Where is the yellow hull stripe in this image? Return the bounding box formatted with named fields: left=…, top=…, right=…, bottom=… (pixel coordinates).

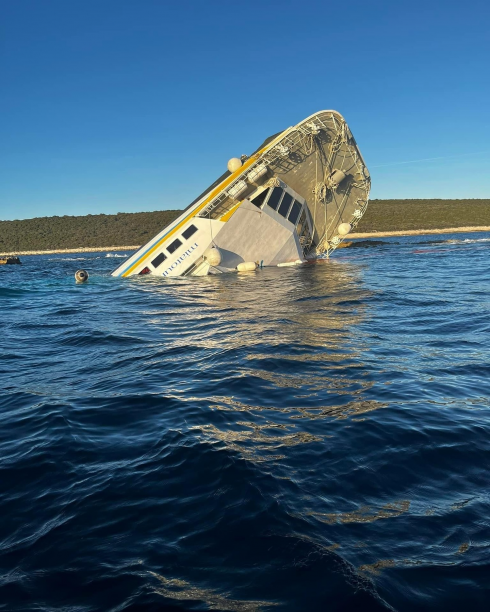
left=122, top=156, right=257, bottom=276
left=121, top=131, right=288, bottom=277
left=219, top=201, right=242, bottom=223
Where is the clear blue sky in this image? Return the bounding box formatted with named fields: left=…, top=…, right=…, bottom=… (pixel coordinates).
left=1, top=0, right=489, bottom=221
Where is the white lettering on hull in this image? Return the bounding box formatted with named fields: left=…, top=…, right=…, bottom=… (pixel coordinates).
left=162, top=243, right=199, bottom=276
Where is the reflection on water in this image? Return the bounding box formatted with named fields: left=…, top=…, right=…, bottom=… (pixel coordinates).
left=311, top=500, right=411, bottom=525
left=151, top=572, right=277, bottom=611
left=1, top=234, right=490, bottom=611
left=292, top=399, right=388, bottom=420
left=192, top=423, right=322, bottom=463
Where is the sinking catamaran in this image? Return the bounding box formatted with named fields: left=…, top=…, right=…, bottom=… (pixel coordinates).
left=111, top=110, right=370, bottom=278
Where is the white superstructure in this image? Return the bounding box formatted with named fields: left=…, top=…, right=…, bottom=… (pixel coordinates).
left=112, top=110, right=370, bottom=278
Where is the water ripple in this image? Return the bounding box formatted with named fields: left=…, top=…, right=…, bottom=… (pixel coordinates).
left=1, top=234, right=490, bottom=610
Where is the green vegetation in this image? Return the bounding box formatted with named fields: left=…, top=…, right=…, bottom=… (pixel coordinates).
left=1, top=200, right=489, bottom=252
left=355, top=199, right=490, bottom=233
left=0, top=210, right=181, bottom=252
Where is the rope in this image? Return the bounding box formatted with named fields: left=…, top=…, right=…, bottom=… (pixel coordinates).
left=313, top=182, right=327, bottom=202
left=304, top=133, right=315, bottom=155
left=209, top=214, right=215, bottom=246
left=313, top=147, right=319, bottom=244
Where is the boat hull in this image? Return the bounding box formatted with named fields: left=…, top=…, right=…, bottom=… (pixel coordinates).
left=111, top=110, right=370, bottom=278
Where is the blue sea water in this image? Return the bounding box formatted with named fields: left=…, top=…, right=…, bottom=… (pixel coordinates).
left=1, top=232, right=490, bottom=611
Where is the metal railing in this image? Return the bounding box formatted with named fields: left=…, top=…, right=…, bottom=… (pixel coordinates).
left=197, top=112, right=338, bottom=219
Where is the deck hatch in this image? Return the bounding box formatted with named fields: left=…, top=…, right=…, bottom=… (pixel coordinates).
left=182, top=224, right=197, bottom=240
left=278, top=193, right=293, bottom=218
left=167, top=239, right=183, bottom=254
left=151, top=253, right=167, bottom=268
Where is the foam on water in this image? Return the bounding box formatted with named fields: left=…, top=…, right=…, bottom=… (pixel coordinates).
left=1, top=234, right=490, bottom=611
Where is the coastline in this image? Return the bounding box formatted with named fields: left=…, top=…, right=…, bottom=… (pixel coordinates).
left=2, top=226, right=490, bottom=257
left=0, top=246, right=139, bottom=257
left=349, top=226, right=490, bottom=238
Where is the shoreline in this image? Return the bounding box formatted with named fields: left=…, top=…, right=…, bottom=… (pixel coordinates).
left=1, top=226, right=490, bottom=257
left=0, top=246, right=140, bottom=257
left=349, top=226, right=490, bottom=238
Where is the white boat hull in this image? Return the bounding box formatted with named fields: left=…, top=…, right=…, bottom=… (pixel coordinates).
left=111, top=110, right=370, bottom=278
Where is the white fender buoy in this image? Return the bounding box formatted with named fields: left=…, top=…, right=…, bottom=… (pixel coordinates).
left=338, top=223, right=352, bottom=236
left=236, top=261, right=258, bottom=272
left=203, top=246, right=222, bottom=267
left=227, top=158, right=242, bottom=173
left=75, top=269, right=89, bottom=283
left=328, top=169, right=346, bottom=186
left=277, top=260, right=306, bottom=267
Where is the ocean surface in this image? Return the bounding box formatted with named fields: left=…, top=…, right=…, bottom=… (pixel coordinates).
left=1, top=232, right=490, bottom=611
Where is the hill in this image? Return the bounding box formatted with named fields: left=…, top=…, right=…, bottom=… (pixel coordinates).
left=1, top=200, right=489, bottom=253
left=0, top=210, right=180, bottom=253
left=355, top=199, right=490, bottom=233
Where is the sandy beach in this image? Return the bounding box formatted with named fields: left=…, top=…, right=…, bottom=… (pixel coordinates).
left=2, top=226, right=490, bottom=257
left=0, top=246, right=140, bottom=257
left=348, top=226, right=490, bottom=239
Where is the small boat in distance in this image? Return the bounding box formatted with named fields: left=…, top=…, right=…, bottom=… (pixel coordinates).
left=111, top=110, right=370, bottom=278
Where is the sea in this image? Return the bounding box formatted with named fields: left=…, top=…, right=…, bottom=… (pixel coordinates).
left=1, top=232, right=490, bottom=611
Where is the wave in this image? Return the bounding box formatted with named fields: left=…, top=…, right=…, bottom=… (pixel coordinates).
left=1, top=234, right=490, bottom=611
left=46, top=256, right=88, bottom=261
left=424, top=237, right=490, bottom=246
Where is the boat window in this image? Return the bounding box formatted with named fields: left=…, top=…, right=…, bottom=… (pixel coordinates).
left=151, top=253, right=167, bottom=268
left=250, top=188, right=269, bottom=208
left=182, top=224, right=197, bottom=240
left=167, top=238, right=182, bottom=254
left=288, top=201, right=302, bottom=225
left=266, top=187, right=283, bottom=211
left=296, top=211, right=306, bottom=236
left=139, top=266, right=151, bottom=275
left=278, top=192, right=293, bottom=218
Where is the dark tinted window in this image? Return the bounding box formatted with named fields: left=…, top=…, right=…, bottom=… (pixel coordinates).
left=296, top=211, right=306, bottom=236
left=182, top=224, right=197, bottom=240
left=151, top=253, right=167, bottom=268
left=251, top=189, right=269, bottom=208
left=167, top=238, right=182, bottom=254
left=288, top=201, right=302, bottom=225
left=278, top=193, right=293, bottom=217
left=267, top=187, right=283, bottom=210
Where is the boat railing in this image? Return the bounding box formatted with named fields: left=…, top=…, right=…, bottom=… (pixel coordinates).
left=197, top=112, right=336, bottom=219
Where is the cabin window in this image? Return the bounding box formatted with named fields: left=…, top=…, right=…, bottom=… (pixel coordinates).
left=288, top=201, right=302, bottom=225
left=267, top=187, right=283, bottom=210
left=139, top=266, right=151, bottom=275
left=167, top=238, right=182, bottom=254
left=250, top=188, right=269, bottom=208
left=151, top=253, right=167, bottom=268
left=182, top=224, right=197, bottom=240
left=278, top=193, right=293, bottom=218
left=296, top=211, right=306, bottom=236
